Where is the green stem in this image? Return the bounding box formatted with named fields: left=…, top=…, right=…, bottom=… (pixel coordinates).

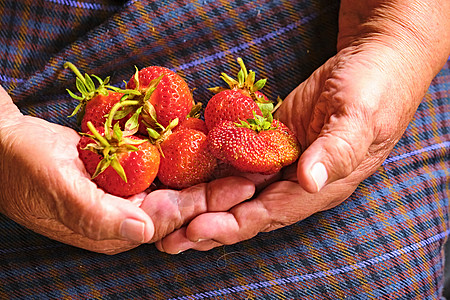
left=237, top=57, right=248, bottom=78
left=271, top=97, right=283, bottom=114
left=64, top=62, right=86, bottom=85
left=87, top=121, right=110, bottom=147
left=107, top=100, right=140, bottom=128
left=104, top=100, right=140, bottom=137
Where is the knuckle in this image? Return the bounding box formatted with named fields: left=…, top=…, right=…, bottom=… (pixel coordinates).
left=326, top=134, right=361, bottom=179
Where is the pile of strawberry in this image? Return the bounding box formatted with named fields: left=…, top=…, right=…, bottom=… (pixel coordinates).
left=65, top=58, right=300, bottom=197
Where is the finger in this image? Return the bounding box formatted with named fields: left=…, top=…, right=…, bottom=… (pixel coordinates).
left=185, top=200, right=271, bottom=245
left=204, top=176, right=255, bottom=211
left=155, top=228, right=194, bottom=253
left=159, top=179, right=354, bottom=253
left=297, top=112, right=374, bottom=193
left=127, top=192, right=148, bottom=207
left=182, top=181, right=326, bottom=248
left=155, top=227, right=221, bottom=254
left=58, top=177, right=155, bottom=244
left=211, top=162, right=281, bottom=192
left=141, top=176, right=255, bottom=242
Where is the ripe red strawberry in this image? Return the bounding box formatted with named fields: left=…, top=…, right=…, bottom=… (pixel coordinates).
left=157, top=128, right=217, bottom=189
left=78, top=122, right=160, bottom=197
left=64, top=62, right=120, bottom=126
left=80, top=91, right=124, bottom=132
left=174, top=117, right=208, bottom=134
left=207, top=116, right=300, bottom=174
left=204, top=89, right=263, bottom=131
left=126, top=66, right=193, bottom=129
left=204, top=58, right=274, bottom=131
left=174, top=102, right=208, bottom=134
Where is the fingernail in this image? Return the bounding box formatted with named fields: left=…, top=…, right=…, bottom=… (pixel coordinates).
left=310, top=162, right=327, bottom=192
left=120, top=218, right=145, bottom=243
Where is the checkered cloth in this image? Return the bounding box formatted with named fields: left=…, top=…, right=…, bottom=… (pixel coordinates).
left=1, top=0, right=449, bottom=299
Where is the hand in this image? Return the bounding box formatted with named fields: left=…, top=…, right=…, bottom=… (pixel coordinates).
left=155, top=0, right=450, bottom=253
left=0, top=86, right=256, bottom=254
left=0, top=86, right=154, bottom=254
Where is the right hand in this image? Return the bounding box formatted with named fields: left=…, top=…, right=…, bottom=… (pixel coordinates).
left=154, top=0, right=450, bottom=254
left=0, top=86, right=256, bottom=254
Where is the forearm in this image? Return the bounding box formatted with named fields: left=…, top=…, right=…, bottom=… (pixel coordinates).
left=338, top=0, right=450, bottom=81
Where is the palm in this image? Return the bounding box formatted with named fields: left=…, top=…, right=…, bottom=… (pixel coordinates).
left=0, top=115, right=145, bottom=253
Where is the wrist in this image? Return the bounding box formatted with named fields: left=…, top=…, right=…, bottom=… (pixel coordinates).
left=337, top=0, right=450, bottom=110
left=338, top=0, right=450, bottom=78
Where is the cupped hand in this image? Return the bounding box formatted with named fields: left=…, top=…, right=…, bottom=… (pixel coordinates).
left=0, top=87, right=256, bottom=254
left=156, top=0, right=450, bottom=253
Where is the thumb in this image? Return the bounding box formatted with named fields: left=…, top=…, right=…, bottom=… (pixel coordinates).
left=58, top=179, right=155, bottom=244
left=297, top=113, right=374, bottom=193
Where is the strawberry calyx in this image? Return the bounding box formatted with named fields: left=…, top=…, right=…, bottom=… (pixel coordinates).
left=209, top=57, right=268, bottom=102
left=64, top=62, right=117, bottom=121
left=82, top=120, right=145, bottom=182
left=147, top=118, right=179, bottom=157
left=104, top=98, right=142, bottom=136
left=91, top=68, right=165, bottom=133
left=127, top=67, right=164, bottom=103
left=111, top=68, right=164, bottom=131
left=187, top=101, right=203, bottom=119
left=208, top=58, right=285, bottom=118
left=235, top=111, right=277, bottom=133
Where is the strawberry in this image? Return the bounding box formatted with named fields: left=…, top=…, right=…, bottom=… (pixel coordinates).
left=204, top=89, right=263, bottom=131
left=126, top=66, right=193, bottom=130
left=78, top=120, right=160, bottom=197
left=64, top=62, right=119, bottom=125
left=80, top=91, right=124, bottom=133
left=204, top=57, right=276, bottom=131
left=173, top=102, right=208, bottom=134
left=174, top=117, right=208, bottom=135
left=207, top=115, right=300, bottom=174
left=157, top=128, right=217, bottom=189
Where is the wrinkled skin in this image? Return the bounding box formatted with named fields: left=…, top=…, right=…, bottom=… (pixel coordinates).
left=156, top=0, right=450, bottom=253
left=0, top=87, right=255, bottom=254
left=1, top=0, right=449, bottom=255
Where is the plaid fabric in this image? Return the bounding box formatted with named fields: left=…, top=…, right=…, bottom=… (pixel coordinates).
left=1, top=0, right=449, bottom=299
